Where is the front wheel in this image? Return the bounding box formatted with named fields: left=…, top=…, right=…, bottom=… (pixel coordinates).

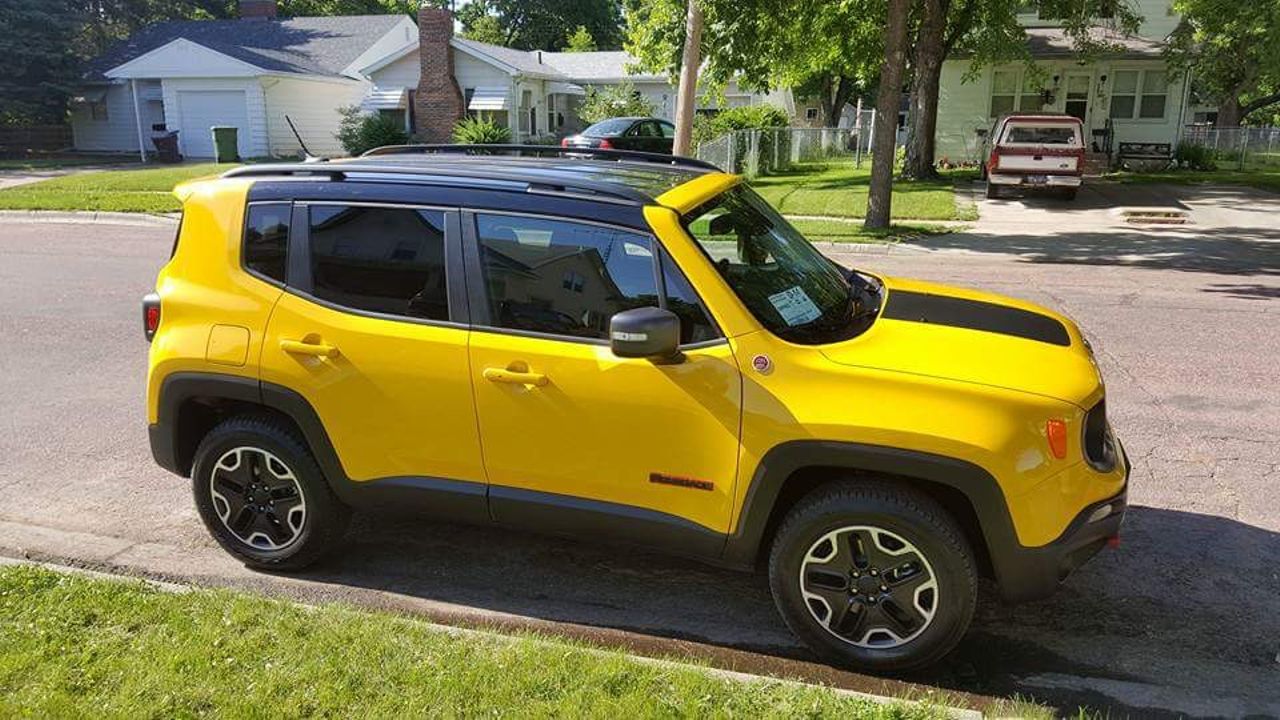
left=767, top=482, right=977, bottom=672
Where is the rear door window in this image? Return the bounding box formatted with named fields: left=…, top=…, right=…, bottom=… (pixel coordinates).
left=307, top=205, right=450, bottom=321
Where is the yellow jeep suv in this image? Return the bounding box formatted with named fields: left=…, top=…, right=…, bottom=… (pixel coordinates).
left=145, top=146, right=1127, bottom=671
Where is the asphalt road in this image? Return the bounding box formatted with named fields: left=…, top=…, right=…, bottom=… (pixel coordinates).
left=1, top=186, right=1278, bottom=717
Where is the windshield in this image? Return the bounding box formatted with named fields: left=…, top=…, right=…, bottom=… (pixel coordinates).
left=683, top=186, right=876, bottom=344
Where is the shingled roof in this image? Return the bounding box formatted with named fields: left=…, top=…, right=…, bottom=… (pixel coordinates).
left=84, top=15, right=405, bottom=81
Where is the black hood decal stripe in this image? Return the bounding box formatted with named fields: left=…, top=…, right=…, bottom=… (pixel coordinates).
left=882, top=290, right=1071, bottom=346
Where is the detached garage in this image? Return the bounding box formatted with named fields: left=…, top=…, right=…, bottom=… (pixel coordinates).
left=70, top=10, right=417, bottom=158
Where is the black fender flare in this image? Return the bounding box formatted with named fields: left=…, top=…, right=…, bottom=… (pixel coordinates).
left=150, top=372, right=489, bottom=522
left=721, top=440, right=1039, bottom=598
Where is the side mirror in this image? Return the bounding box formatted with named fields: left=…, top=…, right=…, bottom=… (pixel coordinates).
left=609, top=307, right=683, bottom=364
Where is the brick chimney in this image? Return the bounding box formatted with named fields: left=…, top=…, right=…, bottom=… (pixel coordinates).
left=414, top=6, right=465, bottom=142
left=239, top=0, right=277, bottom=20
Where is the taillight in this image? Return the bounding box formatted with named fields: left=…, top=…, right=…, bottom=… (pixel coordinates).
left=1046, top=418, right=1068, bottom=459
left=143, top=292, right=161, bottom=342
left=598, top=138, right=613, bottom=149
left=988, top=150, right=999, bottom=172
left=561, top=137, right=570, bottom=147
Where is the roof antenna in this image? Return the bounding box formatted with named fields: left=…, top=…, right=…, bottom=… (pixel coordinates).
left=285, top=115, right=325, bottom=163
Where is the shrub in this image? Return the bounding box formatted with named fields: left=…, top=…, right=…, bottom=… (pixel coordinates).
left=693, top=104, right=791, bottom=174
left=335, top=106, right=409, bottom=157
left=451, top=117, right=512, bottom=144
left=578, top=82, right=656, bottom=125
left=1175, top=141, right=1217, bottom=171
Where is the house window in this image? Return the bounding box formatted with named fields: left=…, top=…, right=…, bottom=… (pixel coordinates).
left=1109, top=70, right=1168, bottom=120
left=805, top=107, right=819, bottom=121
left=1020, top=74, right=1043, bottom=113
left=990, top=70, right=1018, bottom=117
left=378, top=108, right=406, bottom=130
left=1139, top=71, right=1168, bottom=119
left=463, top=88, right=476, bottom=119
left=90, top=101, right=109, bottom=121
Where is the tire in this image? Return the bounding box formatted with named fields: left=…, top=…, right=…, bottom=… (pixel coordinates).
left=191, top=415, right=350, bottom=571
left=767, top=481, right=977, bottom=672
left=1058, top=187, right=1079, bottom=201
left=984, top=182, right=1000, bottom=199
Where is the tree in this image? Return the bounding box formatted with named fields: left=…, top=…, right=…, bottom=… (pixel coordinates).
left=0, top=0, right=81, bottom=125
left=624, top=0, right=885, bottom=128
left=563, top=25, right=597, bottom=52
left=577, top=82, right=656, bottom=124
left=457, top=0, right=623, bottom=51
left=672, top=0, right=703, bottom=156
left=902, top=0, right=1143, bottom=179
left=1167, top=0, right=1280, bottom=126
left=865, top=0, right=912, bottom=231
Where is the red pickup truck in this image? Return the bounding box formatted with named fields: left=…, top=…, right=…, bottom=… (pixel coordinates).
left=982, top=114, right=1085, bottom=200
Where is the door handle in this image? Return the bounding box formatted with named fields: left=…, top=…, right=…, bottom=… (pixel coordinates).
left=483, top=367, right=547, bottom=387
left=280, top=338, right=340, bottom=358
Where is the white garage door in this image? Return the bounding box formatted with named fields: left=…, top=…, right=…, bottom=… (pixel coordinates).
left=177, top=90, right=248, bottom=158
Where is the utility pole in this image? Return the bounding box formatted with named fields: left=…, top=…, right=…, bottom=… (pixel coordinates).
left=672, top=0, right=703, bottom=157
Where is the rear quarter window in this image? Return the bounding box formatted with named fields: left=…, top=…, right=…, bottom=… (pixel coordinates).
left=243, top=203, right=290, bottom=284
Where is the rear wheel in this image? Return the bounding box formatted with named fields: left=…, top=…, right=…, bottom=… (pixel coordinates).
left=984, top=182, right=1001, bottom=199
left=1058, top=187, right=1079, bottom=201
left=191, top=416, right=349, bottom=570
left=767, top=481, right=977, bottom=672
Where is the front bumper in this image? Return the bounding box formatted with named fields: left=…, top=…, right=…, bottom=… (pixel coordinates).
left=988, top=172, right=1082, bottom=188
left=994, top=445, right=1129, bottom=602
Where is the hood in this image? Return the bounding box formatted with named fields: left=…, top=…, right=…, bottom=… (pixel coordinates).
left=821, top=276, right=1102, bottom=407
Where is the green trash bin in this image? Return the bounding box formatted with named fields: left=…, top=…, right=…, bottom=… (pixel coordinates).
left=211, top=126, right=239, bottom=163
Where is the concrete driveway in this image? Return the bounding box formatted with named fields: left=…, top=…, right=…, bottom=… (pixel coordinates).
left=1, top=187, right=1278, bottom=716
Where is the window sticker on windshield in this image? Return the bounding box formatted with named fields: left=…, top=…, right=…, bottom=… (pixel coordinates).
left=768, top=286, right=823, bottom=326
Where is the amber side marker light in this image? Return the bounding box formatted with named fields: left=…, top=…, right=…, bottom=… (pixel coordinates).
left=1046, top=419, right=1068, bottom=459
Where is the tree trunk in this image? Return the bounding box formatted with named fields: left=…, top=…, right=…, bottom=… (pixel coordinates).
left=672, top=0, right=704, bottom=156
left=902, top=0, right=946, bottom=180
left=1216, top=95, right=1242, bottom=128
left=824, top=77, right=855, bottom=127
left=864, top=0, right=912, bottom=231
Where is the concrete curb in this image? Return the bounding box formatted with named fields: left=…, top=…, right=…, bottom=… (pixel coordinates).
left=0, top=210, right=178, bottom=227
left=0, top=553, right=981, bottom=719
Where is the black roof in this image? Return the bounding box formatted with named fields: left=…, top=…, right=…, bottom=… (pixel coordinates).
left=83, top=15, right=404, bottom=81
left=224, top=147, right=719, bottom=205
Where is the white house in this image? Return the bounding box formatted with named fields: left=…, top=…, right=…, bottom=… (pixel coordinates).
left=71, top=1, right=416, bottom=158
left=72, top=1, right=784, bottom=158
left=935, top=0, right=1194, bottom=163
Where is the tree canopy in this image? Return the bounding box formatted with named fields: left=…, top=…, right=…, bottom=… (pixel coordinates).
left=1166, top=0, right=1280, bottom=125
left=563, top=25, right=598, bottom=52
left=457, top=0, right=623, bottom=51
left=0, top=0, right=81, bottom=125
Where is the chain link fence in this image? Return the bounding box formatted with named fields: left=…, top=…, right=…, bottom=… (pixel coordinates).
left=1180, top=126, right=1280, bottom=171
left=694, top=116, right=884, bottom=178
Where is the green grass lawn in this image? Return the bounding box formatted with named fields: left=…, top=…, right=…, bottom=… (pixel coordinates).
left=0, top=565, right=946, bottom=719
left=1105, top=167, right=1280, bottom=193
left=751, top=162, right=976, bottom=221
left=0, top=163, right=232, bottom=213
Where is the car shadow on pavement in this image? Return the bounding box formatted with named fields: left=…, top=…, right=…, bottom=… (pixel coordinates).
left=922, top=227, right=1280, bottom=276
left=287, top=503, right=1280, bottom=713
